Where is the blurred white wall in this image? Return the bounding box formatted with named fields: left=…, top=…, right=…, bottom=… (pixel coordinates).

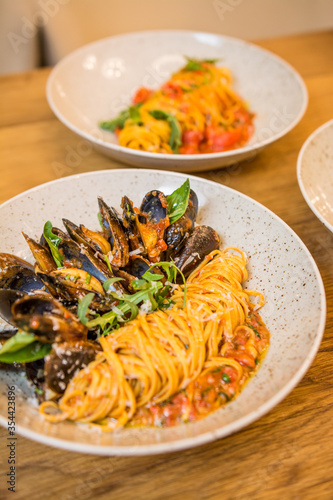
left=1, top=0, right=333, bottom=74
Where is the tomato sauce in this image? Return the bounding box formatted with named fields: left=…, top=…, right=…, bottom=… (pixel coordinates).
left=131, top=309, right=270, bottom=428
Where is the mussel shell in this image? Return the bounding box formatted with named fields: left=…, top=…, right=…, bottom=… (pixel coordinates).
left=62, top=219, right=110, bottom=256
left=139, top=190, right=168, bottom=224
left=0, top=289, right=24, bottom=325
left=0, top=327, right=18, bottom=341
left=0, top=253, right=34, bottom=272
left=11, top=294, right=87, bottom=343
left=125, top=255, right=151, bottom=279
left=58, top=239, right=111, bottom=283
left=25, top=359, right=45, bottom=401
left=0, top=265, right=46, bottom=294
left=121, top=196, right=144, bottom=253
left=98, top=197, right=129, bottom=268
left=173, top=225, right=220, bottom=277
left=165, top=189, right=199, bottom=259
left=22, top=233, right=56, bottom=273
left=44, top=341, right=100, bottom=394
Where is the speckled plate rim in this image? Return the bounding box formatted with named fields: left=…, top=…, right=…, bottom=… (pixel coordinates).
left=46, top=30, right=308, bottom=164
left=297, top=119, right=333, bottom=234
left=0, top=169, right=326, bottom=455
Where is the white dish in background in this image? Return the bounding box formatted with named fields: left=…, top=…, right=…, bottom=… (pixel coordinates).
left=0, top=170, right=325, bottom=455
left=297, top=119, right=333, bottom=233
left=47, top=30, right=308, bottom=172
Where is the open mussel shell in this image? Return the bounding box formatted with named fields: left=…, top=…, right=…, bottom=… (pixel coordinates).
left=25, top=359, right=45, bottom=401
left=58, top=238, right=112, bottom=284
left=121, top=196, right=145, bottom=253
left=98, top=197, right=129, bottom=268
left=139, top=190, right=168, bottom=224
left=11, top=294, right=87, bottom=343
left=173, top=225, right=220, bottom=277
left=0, top=289, right=24, bottom=325
left=0, top=253, right=34, bottom=272
left=62, top=219, right=111, bottom=257
left=0, top=265, right=47, bottom=294
left=22, top=233, right=57, bottom=273
left=45, top=341, right=100, bottom=394
left=125, top=255, right=151, bottom=279
left=165, top=189, right=199, bottom=259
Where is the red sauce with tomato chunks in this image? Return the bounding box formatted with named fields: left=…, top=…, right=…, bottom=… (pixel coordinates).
left=179, top=108, right=254, bottom=155
left=132, top=87, right=154, bottom=105
left=131, top=309, right=269, bottom=428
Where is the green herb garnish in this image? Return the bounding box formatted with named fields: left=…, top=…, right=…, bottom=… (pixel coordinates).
left=247, top=323, right=261, bottom=338
left=103, top=277, right=124, bottom=292
left=0, top=341, right=51, bottom=363
left=99, top=104, right=142, bottom=132
left=43, top=221, right=63, bottom=267
left=97, top=212, right=103, bottom=229
left=218, top=391, right=230, bottom=402
left=77, top=293, right=95, bottom=326
left=183, top=57, right=219, bottom=72
left=222, top=373, right=231, bottom=383
left=85, top=261, right=186, bottom=333
left=166, top=179, right=190, bottom=224
left=148, top=110, right=182, bottom=153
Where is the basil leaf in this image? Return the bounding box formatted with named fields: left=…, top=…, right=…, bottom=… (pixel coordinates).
left=99, top=109, right=129, bottom=132
left=43, top=221, right=63, bottom=267
left=77, top=293, right=95, bottom=325
left=148, top=110, right=182, bottom=153
left=0, top=332, right=36, bottom=355
left=103, top=277, right=124, bottom=292
left=129, top=105, right=142, bottom=124
left=99, top=104, right=142, bottom=132
left=166, top=179, right=190, bottom=224
left=0, top=342, right=51, bottom=363
left=149, top=109, right=169, bottom=120
left=184, top=57, right=219, bottom=72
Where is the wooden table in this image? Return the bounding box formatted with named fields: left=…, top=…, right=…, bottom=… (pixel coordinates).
left=0, top=30, right=333, bottom=500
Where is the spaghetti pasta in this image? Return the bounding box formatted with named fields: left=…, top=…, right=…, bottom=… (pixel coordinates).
left=100, top=59, right=255, bottom=155
left=40, top=248, right=270, bottom=430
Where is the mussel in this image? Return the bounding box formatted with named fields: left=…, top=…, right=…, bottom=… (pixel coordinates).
left=62, top=219, right=111, bottom=257
left=98, top=197, right=129, bottom=268
left=0, top=253, right=34, bottom=272
left=173, top=225, right=220, bottom=277
left=0, top=265, right=47, bottom=294
left=25, top=359, right=45, bottom=400
left=44, top=340, right=100, bottom=394
left=165, top=189, right=198, bottom=259
left=58, top=238, right=112, bottom=284
left=121, top=196, right=145, bottom=253
left=10, top=294, right=87, bottom=343
left=23, top=233, right=57, bottom=273
left=37, top=270, right=119, bottom=313
left=137, top=190, right=169, bottom=262
left=0, top=289, right=25, bottom=325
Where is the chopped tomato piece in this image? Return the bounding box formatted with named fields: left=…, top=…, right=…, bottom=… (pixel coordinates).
left=132, top=87, right=153, bottom=105
left=161, top=82, right=184, bottom=99
left=201, top=126, right=242, bottom=153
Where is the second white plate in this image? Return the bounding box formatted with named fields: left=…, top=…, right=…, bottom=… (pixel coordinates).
left=47, top=30, right=308, bottom=171
left=297, top=119, right=333, bottom=233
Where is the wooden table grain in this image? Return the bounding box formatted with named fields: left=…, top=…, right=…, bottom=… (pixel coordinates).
left=0, top=30, right=333, bottom=500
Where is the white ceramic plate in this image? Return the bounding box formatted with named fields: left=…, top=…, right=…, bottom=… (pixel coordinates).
left=297, top=119, right=333, bottom=233
left=47, top=30, right=308, bottom=172
left=0, top=170, right=325, bottom=455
